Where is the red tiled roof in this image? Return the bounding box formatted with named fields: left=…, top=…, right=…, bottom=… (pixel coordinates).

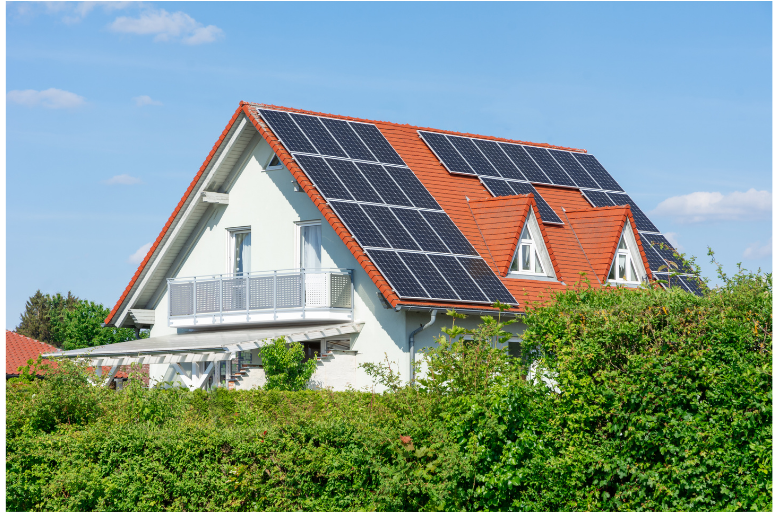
left=107, top=102, right=654, bottom=322
left=6, top=331, right=60, bottom=376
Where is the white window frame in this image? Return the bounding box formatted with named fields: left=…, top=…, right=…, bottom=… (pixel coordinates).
left=266, top=153, right=284, bottom=171
left=607, top=219, right=646, bottom=286
left=294, top=220, right=322, bottom=269
left=507, top=208, right=556, bottom=281
left=226, top=226, right=251, bottom=275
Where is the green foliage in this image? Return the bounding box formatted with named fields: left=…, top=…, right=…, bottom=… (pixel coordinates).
left=15, top=290, right=79, bottom=346
left=6, top=268, right=771, bottom=511
left=15, top=290, right=142, bottom=349
left=260, top=337, right=317, bottom=391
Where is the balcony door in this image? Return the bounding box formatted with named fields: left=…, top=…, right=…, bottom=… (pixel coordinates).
left=299, top=222, right=321, bottom=271
left=229, top=228, right=251, bottom=276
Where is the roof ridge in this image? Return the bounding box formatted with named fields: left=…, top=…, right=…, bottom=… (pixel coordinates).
left=243, top=101, right=587, bottom=153
left=468, top=193, right=534, bottom=205
left=565, top=204, right=631, bottom=215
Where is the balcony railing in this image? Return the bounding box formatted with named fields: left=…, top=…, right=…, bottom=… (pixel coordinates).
left=167, top=268, right=353, bottom=327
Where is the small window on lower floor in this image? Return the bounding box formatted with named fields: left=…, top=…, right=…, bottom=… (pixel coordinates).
left=508, top=340, right=522, bottom=359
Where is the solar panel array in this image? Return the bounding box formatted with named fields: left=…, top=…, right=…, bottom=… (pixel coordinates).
left=258, top=109, right=517, bottom=305
left=419, top=129, right=701, bottom=294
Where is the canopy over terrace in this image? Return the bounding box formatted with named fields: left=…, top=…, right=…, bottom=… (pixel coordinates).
left=42, top=322, right=364, bottom=388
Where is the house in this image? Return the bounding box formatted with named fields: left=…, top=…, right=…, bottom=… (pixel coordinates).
left=43, top=102, right=696, bottom=390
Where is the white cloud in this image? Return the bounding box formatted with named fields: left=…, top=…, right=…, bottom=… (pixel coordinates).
left=651, top=188, right=772, bottom=224
left=662, top=232, right=681, bottom=251
left=104, top=174, right=142, bottom=185
left=7, top=88, right=86, bottom=109
left=110, top=8, right=224, bottom=45
left=743, top=238, right=772, bottom=260
left=133, top=95, right=162, bottom=107
left=128, top=242, right=152, bottom=264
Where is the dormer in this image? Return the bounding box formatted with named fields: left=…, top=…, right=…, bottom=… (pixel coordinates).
left=507, top=208, right=557, bottom=281
left=606, top=219, right=647, bottom=286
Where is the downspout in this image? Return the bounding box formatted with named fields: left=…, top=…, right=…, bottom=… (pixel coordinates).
left=409, top=309, right=437, bottom=386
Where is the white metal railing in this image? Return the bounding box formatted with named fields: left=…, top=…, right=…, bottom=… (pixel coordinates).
left=167, top=268, right=353, bottom=322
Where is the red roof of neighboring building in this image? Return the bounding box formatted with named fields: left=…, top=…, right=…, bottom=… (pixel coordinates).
left=106, top=103, right=654, bottom=323
left=6, top=331, right=60, bottom=376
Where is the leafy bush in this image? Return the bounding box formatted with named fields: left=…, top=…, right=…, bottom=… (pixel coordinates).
left=6, top=267, right=771, bottom=511
left=260, top=337, right=317, bottom=391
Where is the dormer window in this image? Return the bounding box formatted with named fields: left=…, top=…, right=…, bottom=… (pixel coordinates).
left=508, top=208, right=556, bottom=281
left=510, top=226, right=545, bottom=275
left=608, top=233, right=640, bottom=284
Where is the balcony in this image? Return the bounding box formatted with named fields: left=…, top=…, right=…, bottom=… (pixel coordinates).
left=167, top=268, right=353, bottom=328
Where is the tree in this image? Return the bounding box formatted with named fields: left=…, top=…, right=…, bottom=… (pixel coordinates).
left=16, top=290, right=79, bottom=346
left=260, top=336, right=317, bottom=391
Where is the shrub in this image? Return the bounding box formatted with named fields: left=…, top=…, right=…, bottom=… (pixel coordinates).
left=260, top=336, right=317, bottom=391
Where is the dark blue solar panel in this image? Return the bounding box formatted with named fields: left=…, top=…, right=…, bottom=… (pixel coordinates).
left=362, top=205, right=420, bottom=251
left=294, top=155, right=354, bottom=201
left=329, top=201, right=389, bottom=248
left=581, top=189, right=614, bottom=207
left=524, top=146, right=576, bottom=187
left=355, top=163, right=412, bottom=207
left=290, top=113, right=347, bottom=158
left=350, top=123, right=405, bottom=166
left=550, top=150, right=600, bottom=189
left=325, top=158, right=383, bottom=204
left=319, top=117, right=377, bottom=162
left=641, top=234, right=689, bottom=272
left=367, top=250, right=428, bottom=299
left=640, top=236, right=669, bottom=274
left=418, top=131, right=475, bottom=175
left=447, top=135, right=499, bottom=177
left=499, top=143, right=552, bottom=184
left=259, top=109, right=318, bottom=154
left=428, top=255, right=488, bottom=303
left=398, top=252, right=459, bottom=300
left=421, top=211, right=478, bottom=256
left=607, top=193, right=659, bottom=233
left=678, top=276, right=703, bottom=295
left=392, top=208, right=450, bottom=253
left=572, top=153, right=623, bottom=192
left=507, top=182, right=563, bottom=224
left=480, top=177, right=516, bottom=197
left=458, top=256, right=517, bottom=304
left=474, top=139, right=527, bottom=180
left=384, top=166, right=442, bottom=210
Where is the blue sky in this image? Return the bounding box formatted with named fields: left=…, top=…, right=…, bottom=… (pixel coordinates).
left=6, top=1, right=772, bottom=328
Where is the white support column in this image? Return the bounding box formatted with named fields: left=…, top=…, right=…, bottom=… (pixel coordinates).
left=195, top=362, right=215, bottom=389
left=171, top=363, right=195, bottom=389
left=103, top=364, right=119, bottom=387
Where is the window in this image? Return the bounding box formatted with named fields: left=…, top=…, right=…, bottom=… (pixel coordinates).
left=229, top=228, right=251, bottom=275
left=298, top=222, right=321, bottom=270
left=266, top=154, right=283, bottom=170
left=608, top=234, right=640, bottom=283
left=510, top=225, right=546, bottom=275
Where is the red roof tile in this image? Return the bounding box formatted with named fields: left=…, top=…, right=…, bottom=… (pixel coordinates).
left=6, top=331, right=60, bottom=376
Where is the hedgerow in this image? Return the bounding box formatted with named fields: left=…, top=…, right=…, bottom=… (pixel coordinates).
left=6, top=268, right=771, bottom=511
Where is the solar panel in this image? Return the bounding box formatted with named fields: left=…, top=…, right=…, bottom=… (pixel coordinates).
left=421, top=211, right=479, bottom=256
left=507, top=182, right=563, bottom=224
left=446, top=135, right=499, bottom=177
left=366, top=249, right=428, bottom=299
left=398, top=252, right=459, bottom=300
left=350, top=122, right=405, bottom=166
left=384, top=166, right=442, bottom=210
left=325, top=158, right=383, bottom=204
left=428, top=255, right=488, bottom=303
left=294, top=154, right=354, bottom=200
left=474, top=139, right=527, bottom=181
left=259, top=109, right=318, bottom=154
left=641, top=233, right=690, bottom=272
left=572, top=153, right=623, bottom=192
left=290, top=113, right=347, bottom=158
left=354, top=162, right=412, bottom=207
left=499, top=143, right=553, bottom=184
left=329, top=201, right=390, bottom=248
left=606, top=193, right=659, bottom=232
left=550, top=150, right=600, bottom=189
left=361, top=205, right=420, bottom=251
left=458, top=256, right=518, bottom=304
left=581, top=189, right=614, bottom=207
left=319, top=117, right=377, bottom=162
left=418, top=131, right=475, bottom=175
left=392, top=208, right=450, bottom=253
left=524, top=146, right=576, bottom=187
left=678, top=276, right=703, bottom=295
left=639, top=236, right=670, bottom=273
left=480, top=177, right=516, bottom=197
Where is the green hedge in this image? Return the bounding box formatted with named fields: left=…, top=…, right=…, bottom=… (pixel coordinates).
left=7, top=270, right=771, bottom=511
